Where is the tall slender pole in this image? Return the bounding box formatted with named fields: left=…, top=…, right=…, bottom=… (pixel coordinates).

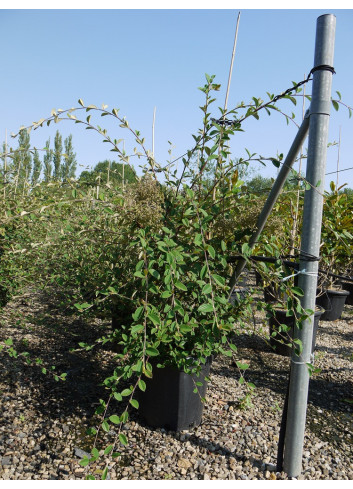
left=3, top=129, right=7, bottom=200
left=122, top=140, right=125, bottom=192
left=214, top=12, right=241, bottom=202
left=283, top=14, right=336, bottom=478
left=224, top=12, right=241, bottom=116
left=152, top=106, right=156, bottom=159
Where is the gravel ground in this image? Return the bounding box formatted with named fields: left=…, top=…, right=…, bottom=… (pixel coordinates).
left=0, top=286, right=352, bottom=480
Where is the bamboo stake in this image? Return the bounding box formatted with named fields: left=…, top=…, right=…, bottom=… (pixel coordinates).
left=122, top=140, right=125, bottom=192
left=213, top=11, right=241, bottom=201
left=224, top=12, right=241, bottom=117
left=152, top=106, right=156, bottom=159
left=3, top=129, right=7, bottom=200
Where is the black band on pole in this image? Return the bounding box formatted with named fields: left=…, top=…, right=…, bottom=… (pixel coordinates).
left=310, top=64, right=336, bottom=75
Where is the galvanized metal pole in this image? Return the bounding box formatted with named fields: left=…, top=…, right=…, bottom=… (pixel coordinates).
left=283, top=14, right=336, bottom=478
left=229, top=110, right=310, bottom=293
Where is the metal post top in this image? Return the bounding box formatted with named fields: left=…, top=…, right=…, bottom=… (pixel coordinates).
left=317, top=13, right=336, bottom=20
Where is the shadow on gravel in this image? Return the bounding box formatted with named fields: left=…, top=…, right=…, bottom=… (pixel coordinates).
left=0, top=289, right=122, bottom=420
left=210, top=332, right=352, bottom=417
left=316, top=327, right=353, bottom=346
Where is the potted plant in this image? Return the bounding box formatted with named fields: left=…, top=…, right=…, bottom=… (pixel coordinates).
left=316, top=182, right=352, bottom=320
left=11, top=72, right=324, bottom=478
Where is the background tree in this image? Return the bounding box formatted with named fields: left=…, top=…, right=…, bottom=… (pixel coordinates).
left=43, top=138, right=53, bottom=183
left=53, top=130, right=63, bottom=181
left=31, top=149, right=42, bottom=186
left=79, top=160, right=137, bottom=187
left=61, top=135, right=77, bottom=181
left=12, top=129, right=32, bottom=191
left=245, top=175, right=274, bottom=195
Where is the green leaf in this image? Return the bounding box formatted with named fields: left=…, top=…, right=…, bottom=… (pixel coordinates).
left=148, top=312, right=160, bottom=325
left=101, top=467, right=108, bottom=480
left=121, top=388, right=132, bottom=397
left=270, top=158, right=280, bottom=168
left=131, top=324, right=144, bottom=335
left=161, top=290, right=172, bottom=298
left=194, top=233, right=203, bottom=247
left=332, top=99, right=339, bottom=111
left=198, top=303, right=214, bottom=313
left=129, top=399, right=139, bottom=409
left=132, top=306, right=144, bottom=321
left=113, top=392, right=123, bottom=401
left=74, top=302, right=91, bottom=311
left=292, top=286, right=304, bottom=297
left=149, top=269, right=160, bottom=279
left=180, top=324, right=192, bottom=333
left=200, top=264, right=207, bottom=280
left=146, top=347, right=159, bottom=357
left=202, top=284, right=212, bottom=295
left=109, top=415, right=120, bottom=424
left=133, top=271, right=145, bottom=278
left=101, top=420, right=110, bottom=432
left=119, top=433, right=128, bottom=446
left=120, top=411, right=129, bottom=423
left=79, top=456, right=90, bottom=467
left=211, top=274, right=225, bottom=286
left=236, top=361, right=249, bottom=370
left=138, top=379, right=146, bottom=392
left=175, top=281, right=187, bottom=291
left=208, top=245, right=215, bottom=259
left=91, top=447, right=99, bottom=459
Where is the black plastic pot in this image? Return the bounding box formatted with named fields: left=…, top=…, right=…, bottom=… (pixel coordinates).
left=341, top=281, right=353, bottom=306
left=137, top=358, right=211, bottom=431
left=269, top=307, right=324, bottom=356
left=316, top=288, right=350, bottom=321
left=0, top=285, right=9, bottom=308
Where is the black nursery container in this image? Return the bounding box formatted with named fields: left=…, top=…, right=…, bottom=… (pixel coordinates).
left=138, top=358, right=211, bottom=431
left=316, top=288, right=350, bottom=321
left=341, top=281, right=353, bottom=306
left=269, top=307, right=324, bottom=356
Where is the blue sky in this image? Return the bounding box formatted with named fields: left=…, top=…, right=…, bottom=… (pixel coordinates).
left=1, top=6, right=352, bottom=189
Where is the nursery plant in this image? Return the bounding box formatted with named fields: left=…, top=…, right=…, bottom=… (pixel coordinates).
left=1, top=72, right=351, bottom=479
left=320, top=181, right=353, bottom=286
